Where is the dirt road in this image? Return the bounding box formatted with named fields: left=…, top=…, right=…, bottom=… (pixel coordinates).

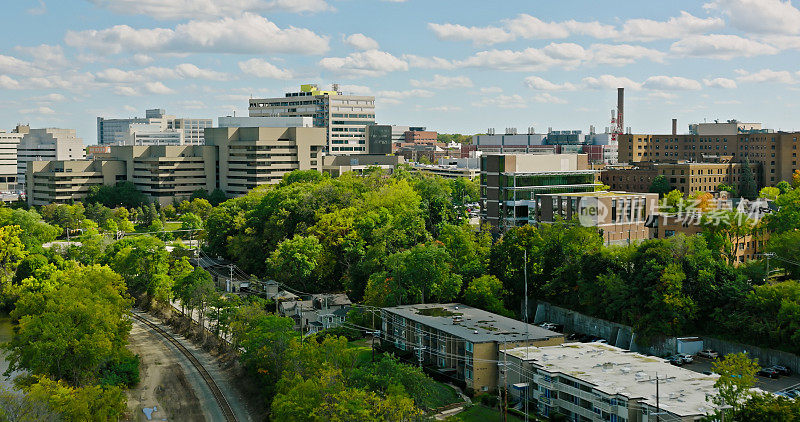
left=126, top=315, right=253, bottom=421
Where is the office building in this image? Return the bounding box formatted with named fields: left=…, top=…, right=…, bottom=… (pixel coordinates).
left=27, top=145, right=216, bottom=206
left=404, top=130, right=438, bottom=145
left=381, top=303, right=564, bottom=393
left=217, top=116, right=313, bottom=128
left=97, top=108, right=212, bottom=146
left=17, top=128, right=85, bottom=189
left=204, top=126, right=326, bottom=196
left=85, top=145, right=111, bottom=159
left=249, top=84, right=375, bottom=155
left=411, top=163, right=479, bottom=179
left=0, top=125, right=26, bottom=191
left=470, top=130, right=618, bottom=164
left=500, top=342, right=720, bottom=422
left=618, top=120, right=798, bottom=185
left=480, top=154, right=600, bottom=233
left=601, top=161, right=762, bottom=195
left=537, top=191, right=658, bottom=245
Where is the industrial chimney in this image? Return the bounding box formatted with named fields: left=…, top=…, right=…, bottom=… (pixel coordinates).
left=617, top=88, right=624, bottom=133
left=672, top=118, right=677, bottom=135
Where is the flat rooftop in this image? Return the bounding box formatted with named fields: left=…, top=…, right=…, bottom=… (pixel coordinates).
left=504, top=342, right=720, bottom=417
left=383, top=303, right=562, bottom=344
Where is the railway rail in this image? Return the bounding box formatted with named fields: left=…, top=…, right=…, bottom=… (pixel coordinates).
left=131, top=311, right=237, bottom=422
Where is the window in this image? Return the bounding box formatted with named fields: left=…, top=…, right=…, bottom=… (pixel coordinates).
left=465, top=341, right=473, bottom=353
left=465, top=368, right=472, bottom=380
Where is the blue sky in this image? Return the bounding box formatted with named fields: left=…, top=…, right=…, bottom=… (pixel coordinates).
left=3, top=0, right=800, bottom=143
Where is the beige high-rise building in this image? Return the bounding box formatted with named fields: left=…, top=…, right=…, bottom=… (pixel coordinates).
left=17, top=128, right=85, bottom=189
left=248, top=84, right=375, bottom=155
left=0, top=125, right=26, bottom=191
left=205, top=126, right=326, bottom=196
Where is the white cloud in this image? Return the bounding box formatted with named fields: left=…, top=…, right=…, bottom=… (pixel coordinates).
left=319, top=50, right=408, bottom=77
left=427, top=22, right=514, bottom=46
left=144, top=82, right=175, bottom=94
left=27, top=0, right=46, bottom=15
left=344, top=33, right=379, bottom=50
left=670, top=34, right=778, bottom=59
left=65, top=13, right=330, bottom=55
left=95, top=64, right=228, bottom=83
left=115, top=86, right=139, bottom=96
left=20, top=106, right=56, bottom=115
left=410, top=74, right=473, bottom=89
left=479, top=86, right=503, bottom=94
left=564, top=20, right=618, bottom=39
left=15, top=44, right=69, bottom=67
left=337, top=84, right=373, bottom=95
left=0, top=75, right=21, bottom=90
left=376, top=89, right=434, bottom=104
left=582, top=75, right=642, bottom=90
left=0, top=54, right=42, bottom=77
left=620, top=11, right=724, bottom=41
left=84, top=0, right=332, bottom=19
left=503, top=14, right=570, bottom=39
left=736, top=68, right=796, bottom=84
left=425, top=105, right=462, bottom=112
left=642, top=75, right=703, bottom=90
left=704, top=0, right=800, bottom=35
left=131, top=54, right=154, bottom=65
left=238, top=58, right=293, bottom=79
left=524, top=76, right=577, bottom=91
left=703, top=77, right=738, bottom=88
left=472, top=94, right=527, bottom=109
left=402, top=54, right=456, bottom=70
left=590, top=44, right=666, bottom=65
left=30, top=93, right=67, bottom=102
left=532, top=93, right=568, bottom=104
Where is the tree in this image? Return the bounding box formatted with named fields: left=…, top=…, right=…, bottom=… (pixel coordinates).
left=178, top=198, right=212, bottom=220
left=740, top=159, right=758, bottom=199
left=208, top=188, right=228, bottom=206
left=777, top=180, right=792, bottom=195
left=710, top=352, right=760, bottom=415
left=0, top=385, right=59, bottom=422
left=0, top=208, right=60, bottom=249
left=174, top=266, right=215, bottom=336
left=759, top=186, right=780, bottom=201
left=649, top=175, right=671, bottom=196
left=464, top=275, right=509, bottom=316
left=6, top=265, right=133, bottom=386
left=104, top=236, right=170, bottom=304
left=766, top=188, right=800, bottom=233
left=86, top=181, right=147, bottom=209
left=0, top=225, right=27, bottom=280
left=268, top=234, right=324, bottom=292
left=717, top=183, right=738, bottom=197
left=40, top=204, right=85, bottom=239
left=179, top=212, right=203, bottom=245
left=661, top=189, right=684, bottom=213
left=731, top=392, right=800, bottom=421
left=766, top=231, right=800, bottom=278
left=688, top=191, right=714, bottom=212
left=25, top=376, right=127, bottom=421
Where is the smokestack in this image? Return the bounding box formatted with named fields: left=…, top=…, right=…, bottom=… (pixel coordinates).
left=672, top=118, right=677, bottom=135
left=617, top=88, right=624, bottom=132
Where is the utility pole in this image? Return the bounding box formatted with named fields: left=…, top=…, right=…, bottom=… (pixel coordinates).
left=719, top=398, right=733, bottom=422
left=371, top=310, right=376, bottom=362
left=764, top=252, right=774, bottom=283
left=503, top=340, right=508, bottom=422
left=656, top=373, right=660, bottom=422
left=228, top=264, right=233, bottom=293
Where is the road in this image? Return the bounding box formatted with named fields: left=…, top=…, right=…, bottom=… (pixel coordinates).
left=127, top=312, right=252, bottom=421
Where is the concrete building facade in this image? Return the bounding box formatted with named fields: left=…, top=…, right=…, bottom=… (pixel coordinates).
left=17, top=128, right=85, bottom=189
left=248, top=84, right=375, bottom=155
left=0, top=126, right=26, bottom=191
left=381, top=304, right=563, bottom=393
left=601, top=161, right=762, bottom=196
left=205, top=126, right=326, bottom=196
left=97, top=108, right=211, bottom=146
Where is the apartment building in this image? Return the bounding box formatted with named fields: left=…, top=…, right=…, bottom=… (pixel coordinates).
left=404, top=130, right=438, bottom=144
left=248, top=84, right=375, bottom=154
left=0, top=126, right=26, bottom=191
left=17, top=128, right=85, bottom=189
left=480, top=154, right=600, bottom=234
left=97, top=108, right=212, bottom=146
left=501, top=342, right=719, bottom=422
left=618, top=121, right=798, bottom=185
left=205, top=126, right=326, bottom=196
left=601, top=161, right=762, bottom=195
left=537, top=191, right=658, bottom=245
left=381, top=304, right=564, bottom=393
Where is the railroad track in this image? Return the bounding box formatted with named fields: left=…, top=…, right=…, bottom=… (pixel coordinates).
left=131, top=311, right=238, bottom=422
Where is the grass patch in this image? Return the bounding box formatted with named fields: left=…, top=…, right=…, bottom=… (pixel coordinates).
left=164, top=222, right=181, bottom=231
left=445, top=405, right=525, bottom=422
left=424, top=381, right=463, bottom=410
left=416, top=307, right=462, bottom=317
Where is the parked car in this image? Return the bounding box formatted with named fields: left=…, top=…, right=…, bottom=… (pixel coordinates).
left=677, top=354, right=694, bottom=364
left=697, top=350, right=719, bottom=359
left=757, top=368, right=781, bottom=379
left=592, top=339, right=608, bottom=344
left=667, top=356, right=684, bottom=366
left=770, top=365, right=792, bottom=376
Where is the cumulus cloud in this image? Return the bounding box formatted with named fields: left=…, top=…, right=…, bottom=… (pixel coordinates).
left=590, top=44, right=666, bottom=65
left=84, top=0, right=332, bottom=19
left=410, top=74, right=473, bottom=89
left=703, top=77, right=738, bottom=88
left=0, top=75, right=22, bottom=90
left=479, top=86, right=503, bottom=94
left=15, top=44, right=69, bottom=67
left=472, top=94, right=527, bottom=109
left=30, top=93, right=68, bottom=102
left=144, top=82, right=175, bottom=94
left=524, top=76, right=577, bottom=91
left=238, top=58, right=294, bottom=79
left=620, top=11, right=724, bottom=41
left=95, top=64, right=228, bottom=83
left=670, top=34, right=779, bottom=59
left=319, top=50, right=408, bottom=77
left=344, top=33, right=379, bottom=50
left=503, top=15, right=570, bottom=39
left=736, top=68, right=796, bottom=84
left=704, top=0, right=800, bottom=35
left=376, top=89, right=434, bottom=104
left=427, top=23, right=515, bottom=46
left=642, top=75, right=703, bottom=90
left=20, top=106, right=56, bottom=115
left=582, top=75, right=643, bottom=90
left=402, top=54, right=456, bottom=70
left=65, top=13, right=330, bottom=55
left=0, top=54, right=42, bottom=77
left=532, top=93, right=568, bottom=104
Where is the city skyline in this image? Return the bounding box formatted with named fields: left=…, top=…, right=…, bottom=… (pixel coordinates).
left=4, top=0, right=800, bottom=143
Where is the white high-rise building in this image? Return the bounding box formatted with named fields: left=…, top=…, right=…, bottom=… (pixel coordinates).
left=97, top=108, right=211, bottom=145
left=123, top=122, right=184, bottom=145
left=248, top=84, right=375, bottom=155
left=17, top=128, right=85, bottom=188
left=0, top=125, right=26, bottom=191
